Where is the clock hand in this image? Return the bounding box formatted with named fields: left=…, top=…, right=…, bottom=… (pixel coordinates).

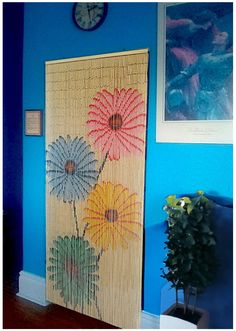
left=86, top=3, right=91, bottom=22
left=87, top=5, right=97, bottom=11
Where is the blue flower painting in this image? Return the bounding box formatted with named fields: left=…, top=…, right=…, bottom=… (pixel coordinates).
left=46, top=135, right=98, bottom=202
left=165, top=2, right=233, bottom=121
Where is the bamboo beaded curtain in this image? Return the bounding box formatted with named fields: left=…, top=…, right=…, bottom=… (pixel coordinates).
left=45, top=49, right=149, bottom=329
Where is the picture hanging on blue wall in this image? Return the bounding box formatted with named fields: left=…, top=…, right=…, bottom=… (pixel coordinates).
left=156, top=2, right=233, bottom=144
left=25, top=109, right=43, bottom=136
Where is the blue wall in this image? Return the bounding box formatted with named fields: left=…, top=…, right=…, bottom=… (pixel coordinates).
left=23, top=3, right=233, bottom=316
left=3, top=2, right=24, bottom=275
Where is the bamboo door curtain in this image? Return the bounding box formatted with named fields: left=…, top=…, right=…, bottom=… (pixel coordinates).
left=46, top=49, right=148, bottom=329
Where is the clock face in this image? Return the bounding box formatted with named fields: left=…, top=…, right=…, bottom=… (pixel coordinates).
left=73, top=2, right=108, bottom=31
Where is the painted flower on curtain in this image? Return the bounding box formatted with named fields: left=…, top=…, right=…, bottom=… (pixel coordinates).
left=83, top=182, right=142, bottom=251
left=46, top=135, right=98, bottom=202
left=47, top=236, right=99, bottom=308
left=87, top=88, right=146, bottom=161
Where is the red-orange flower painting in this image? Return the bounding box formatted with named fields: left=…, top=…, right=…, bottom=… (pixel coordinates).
left=87, top=88, right=146, bottom=161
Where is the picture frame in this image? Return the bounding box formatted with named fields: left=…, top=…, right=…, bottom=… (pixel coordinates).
left=25, top=110, right=43, bottom=136
left=156, top=3, right=233, bottom=144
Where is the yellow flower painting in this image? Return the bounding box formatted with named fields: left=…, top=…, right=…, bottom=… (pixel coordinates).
left=83, top=182, right=142, bottom=251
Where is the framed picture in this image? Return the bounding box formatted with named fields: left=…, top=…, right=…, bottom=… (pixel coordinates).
left=25, top=110, right=43, bottom=136
left=156, top=3, right=233, bottom=144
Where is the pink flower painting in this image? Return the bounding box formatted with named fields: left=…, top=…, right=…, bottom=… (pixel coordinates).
left=87, top=88, right=146, bottom=161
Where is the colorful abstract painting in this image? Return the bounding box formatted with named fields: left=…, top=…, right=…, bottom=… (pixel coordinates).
left=164, top=3, right=233, bottom=121
left=156, top=3, right=233, bottom=144
left=46, top=50, right=148, bottom=328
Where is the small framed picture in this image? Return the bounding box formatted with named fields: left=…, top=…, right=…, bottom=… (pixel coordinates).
left=156, top=2, right=233, bottom=144
left=25, top=110, right=43, bottom=136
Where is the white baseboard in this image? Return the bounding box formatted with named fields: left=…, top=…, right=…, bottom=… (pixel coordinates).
left=141, top=311, right=160, bottom=329
left=17, top=271, right=50, bottom=306
left=17, top=271, right=159, bottom=328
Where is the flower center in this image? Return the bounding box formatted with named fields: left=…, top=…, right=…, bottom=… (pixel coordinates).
left=65, top=160, right=76, bottom=175
left=105, top=209, right=119, bottom=222
left=108, top=113, right=123, bottom=130
left=64, top=257, right=80, bottom=277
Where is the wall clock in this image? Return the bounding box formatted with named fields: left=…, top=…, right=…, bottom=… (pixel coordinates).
left=73, top=3, right=108, bottom=31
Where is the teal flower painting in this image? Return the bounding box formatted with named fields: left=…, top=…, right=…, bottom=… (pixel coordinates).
left=47, top=236, right=99, bottom=309
left=46, top=135, right=98, bottom=202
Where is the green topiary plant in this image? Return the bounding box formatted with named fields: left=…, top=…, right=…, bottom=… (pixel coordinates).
left=162, top=190, right=217, bottom=317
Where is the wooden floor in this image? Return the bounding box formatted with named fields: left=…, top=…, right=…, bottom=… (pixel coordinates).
left=3, top=274, right=118, bottom=329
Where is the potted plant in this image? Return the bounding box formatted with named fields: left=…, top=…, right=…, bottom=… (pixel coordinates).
left=160, top=191, right=217, bottom=329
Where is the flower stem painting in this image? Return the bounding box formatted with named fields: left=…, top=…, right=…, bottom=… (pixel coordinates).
left=46, top=50, right=148, bottom=329
left=157, top=3, right=233, bottom=144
